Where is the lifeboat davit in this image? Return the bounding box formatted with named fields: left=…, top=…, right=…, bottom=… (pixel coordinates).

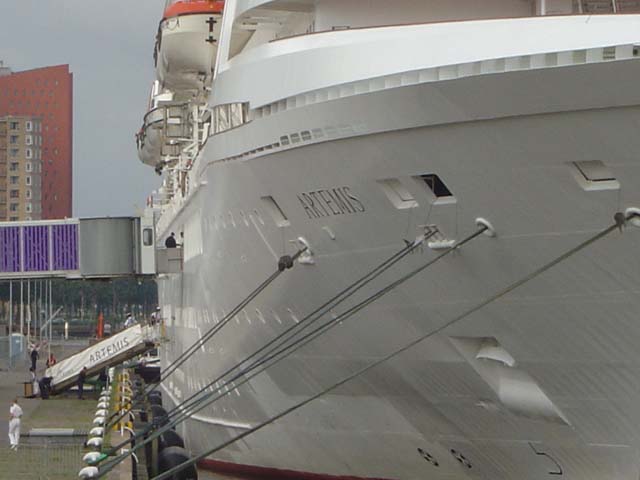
left=155, top=1, right=224, bottom=91
left=136, top=81, right=191, bottom=168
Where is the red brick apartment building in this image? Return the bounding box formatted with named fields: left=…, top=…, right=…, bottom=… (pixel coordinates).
left=0, top=63, right=72, bottom=219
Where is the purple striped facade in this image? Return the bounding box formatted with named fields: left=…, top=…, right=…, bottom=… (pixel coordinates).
left=0, top=223, right=78, bottom=274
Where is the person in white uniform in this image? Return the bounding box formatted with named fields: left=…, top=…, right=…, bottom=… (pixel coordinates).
left=124, top=313, right=135, bottom=329
left=8, top=398, right=22, bottom=450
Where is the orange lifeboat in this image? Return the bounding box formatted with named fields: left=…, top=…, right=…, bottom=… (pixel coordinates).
left=155, top=0, right=224, bottom=90
left=163, top=1, right=224, bottom=20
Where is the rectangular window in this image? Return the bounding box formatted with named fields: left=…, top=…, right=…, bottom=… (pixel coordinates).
left=10, top=149, right=18, bottom=157
left=9, top=135, right=18, bottom=144
left=9, top=217, right=18, bottom=222
left=25, top=190, right=31, bottom=199
left=25, top=121, right=32, bottom=131
left=26, top=203, right=32, bottom=213
left=9, top=163, right=18, bottom=172
left=25, top=176, right=31, bottom=186
left=9, top=121, right=18, bottom=130
left=10, top=176, right=18, bottom=185
left=261, top=196, right=290, bottom=227
left=571, top=160, right=620, bottom=191
left=419, top=174, right=454, bottom=198
left=25, top=149, right=32, bottom=159
left=9, top=203, right=18, bottom=212
left=377, top=178, right=418, bottom=210
left=143, top=228, right=154, bottom=246
left=10, top=190, right=19, bottom=199
left=25, top=135, right=32, bottom=145
left=25, top=162, right=32, bottom=172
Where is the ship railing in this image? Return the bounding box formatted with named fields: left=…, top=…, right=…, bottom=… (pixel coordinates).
left=138, top=102, right=193, bottom=150
left=212, top=102, right=249, bottom=135
left=578, top=0, right=640, bottom=14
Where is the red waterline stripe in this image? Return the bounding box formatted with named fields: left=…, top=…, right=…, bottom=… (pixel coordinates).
left=198, top=459, right=393, bottom=480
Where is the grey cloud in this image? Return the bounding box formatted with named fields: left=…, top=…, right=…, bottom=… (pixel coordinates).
left=0, top=1, right=165, bottom=217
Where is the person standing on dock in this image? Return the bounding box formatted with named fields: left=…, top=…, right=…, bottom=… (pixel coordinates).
left=46, top=353, right=57, bottom=368
left=8, top=398, right=22, bottom=450
left=29, top=343, right=39, bottom=371
left=78, top=366, right=88, bottom=400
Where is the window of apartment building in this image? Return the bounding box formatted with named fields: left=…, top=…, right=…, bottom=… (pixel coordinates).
left=10, top=217, right=18, bottom=222
left=25, top=176, right=31, bottom=186
left=10, top=190, right=19, bottom=199
left=25, top=135, right=32, bottom=145
left=9, top=163, right=18, bottom=172
left=9, top=204, right=18, bottom=212
left=26, top=162, right=32, bottom=172
left=10, top=176, right=18, bottom=185
left=25, top=121, right=32, bottom=132
left=9, top=135, right=18, bottom=144
left=26, top=203, right=32, bottom=213
left=25, top=149, right=32, bottom=159
left=10, top=149, right=18, bottom=158
left=9, top=121, right=18, bottom=130
left=26, top=190, right=31, bottom=199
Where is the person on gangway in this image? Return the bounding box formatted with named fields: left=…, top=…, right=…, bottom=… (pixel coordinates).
left=124, top=313, right=136, bottom=329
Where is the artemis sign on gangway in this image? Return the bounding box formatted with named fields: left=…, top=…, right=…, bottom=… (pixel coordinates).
left=0, top=216, right=156, bottom=279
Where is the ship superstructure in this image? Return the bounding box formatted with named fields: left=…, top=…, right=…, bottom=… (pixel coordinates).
left=139, top=1, right=640, bottom=479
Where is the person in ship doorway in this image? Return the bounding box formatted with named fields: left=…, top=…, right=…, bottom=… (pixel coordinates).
left=77, top=366, right=88, bottom=400
left=8, top=398, right=23, bottom=450
left=164, top=232, right=177, bottom=248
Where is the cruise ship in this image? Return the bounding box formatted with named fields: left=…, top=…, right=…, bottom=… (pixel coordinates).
left=138, top=1, right=640, bottom=478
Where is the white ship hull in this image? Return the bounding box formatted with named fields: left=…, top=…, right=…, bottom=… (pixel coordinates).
left=156, top=51, right=640, bottom=479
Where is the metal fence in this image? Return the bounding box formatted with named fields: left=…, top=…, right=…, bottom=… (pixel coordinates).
left=0, top=438, right=85, bottom=480
left=0, top=336, right=90, bottom=371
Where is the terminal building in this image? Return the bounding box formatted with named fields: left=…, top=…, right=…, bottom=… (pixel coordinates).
left=0, top=63, right=72, bottom=219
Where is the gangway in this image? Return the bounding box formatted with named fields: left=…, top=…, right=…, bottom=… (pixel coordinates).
left=0, top=215, right=157, bottom=280
left=44, top=324, right=159, bottom=394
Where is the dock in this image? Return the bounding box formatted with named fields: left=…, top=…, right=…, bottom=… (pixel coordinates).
left=0, top=344, right=90, bottom=479
left=0, top=336, right=250, bottom=480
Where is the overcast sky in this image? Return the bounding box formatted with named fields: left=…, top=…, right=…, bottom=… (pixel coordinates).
left=0, top=1, right=163, bottom=217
